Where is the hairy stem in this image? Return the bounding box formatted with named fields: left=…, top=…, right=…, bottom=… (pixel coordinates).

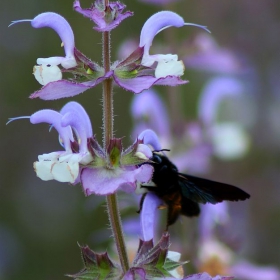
left=102, top=9, right=130, bottom=274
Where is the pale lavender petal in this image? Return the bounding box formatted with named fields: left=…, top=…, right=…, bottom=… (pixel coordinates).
left=131, top=89, right=171, bottom=139
left=231, top=261, right=280, bottom=280
left=31, top=12, right=76, bottom=68
left=136, top=144, right=153, bottom=159
left=30, top=72, right=112, bottom=100
left=60, top=102, right=93, bottom=153
left=122, top=218, right=141, bottom=236
left=114, top=75, right=187, bottom=94
left=119, top=165, right=153, bottom=193
left=30, top=110, right=73, bottom=152
left=198, top=77, right=244, bottom=125
left=60, top=101, right=93, bottom=138
left=134, top=165, right=154, bottom=183
left=139, top=11, right=184, bottom=57
left=81, top=168, right=126, bottom=195
left=138, top=129, right=162, bottom=151
left=81, top=165, right=152, bottom=196
left=140, top=192, right=162, bottom=241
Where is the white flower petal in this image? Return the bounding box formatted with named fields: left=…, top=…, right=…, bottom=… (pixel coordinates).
left=155, top=59, right=185, bottom=78
left=52, top=161, right=79, bottom=183
left=33, top=64, right=62, bottom=85
left=34, top=161, right=55, bottom=181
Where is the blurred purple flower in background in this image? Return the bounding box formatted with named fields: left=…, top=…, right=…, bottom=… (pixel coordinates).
left=131, top=89, right=171, bottom=146
left=184, top=273, right=233, bottom=280
left=130, top=87, right=212, bottom=174
left=197, top=76, right=250, bottom=160
left=184, top=33, right=248, bottom=74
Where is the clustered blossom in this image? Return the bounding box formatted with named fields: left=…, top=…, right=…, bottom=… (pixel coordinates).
left=10, top=102, right=153, bottom=196
left=10, top=7, right=209, bottom=99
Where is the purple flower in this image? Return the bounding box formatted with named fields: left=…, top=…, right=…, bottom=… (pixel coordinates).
left=139, top=0, right=181, bottom=5
left=184, top=273, right=233, bottom=280
left=10, top=12, right=108, bottom=100
left=30, top=102, right=94, bottom=183
left=74, top=0, right=133, bottom=32
left=135, top=129, right=163, bottom=241
left=198, top=77, right=244, bottom=126
left=184, top=33, right=247, bottom=74
left=198, top=77, right=250, bottom=160
left=10, top=102, right=153, bottom=195
left=230, top=260, right=280, bottom=280
left=10, top=12, right=77, bottom=72
left=113, top=11, right=209, bottom=94
left=130, top=89, right=171, bottom=142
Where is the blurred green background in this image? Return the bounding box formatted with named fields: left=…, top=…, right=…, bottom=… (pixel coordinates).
left=1, top=0, right=280, bottom=279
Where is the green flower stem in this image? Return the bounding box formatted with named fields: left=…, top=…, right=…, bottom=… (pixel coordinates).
left=101, top=5, right=130, bottom=275
left=106, top=194, right=130, bottom=273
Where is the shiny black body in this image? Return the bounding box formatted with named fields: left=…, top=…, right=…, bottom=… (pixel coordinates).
left=139, top=152, right=250, bottom=228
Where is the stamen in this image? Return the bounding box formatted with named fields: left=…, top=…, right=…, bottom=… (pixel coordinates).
left=8, top=19, right=32, bottom=27
left=156, top=23, right=210, bottom=35
left=184, top=23, right=211, bottom=33
left=6, top=116, right=30, bottom=125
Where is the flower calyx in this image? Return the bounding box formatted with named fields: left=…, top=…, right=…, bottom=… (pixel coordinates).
left=130, top=232, right=187, bottom=279
left=74, top=0, right=133, bottom=32
left=88, top=137, right=152, bottom=170
left=66, top=244, right=122, bottom=280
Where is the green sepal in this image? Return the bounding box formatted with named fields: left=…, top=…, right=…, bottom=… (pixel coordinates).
left=114, top=46, right=153, bottom=79
left=130, top=233, right=187, bottom=279
left=63, top=48, right=104, bottom=83
left=121, top=139, right=150, bottom=166
left=114, top=68, right=139, bottom=79
left=117, top=47, right=144, bottom=68
left=66, top=245, right=122, bottom=280
left=107, top=138, right=122, bottom=168
left=164, top=257, right=188, bottom=272
left=131, top=233, right=172, bottom=278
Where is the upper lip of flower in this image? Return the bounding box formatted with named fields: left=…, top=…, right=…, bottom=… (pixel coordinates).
left=139, top=11, right=210, bottom=72
left=10, top=12, right=77, bottom=69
